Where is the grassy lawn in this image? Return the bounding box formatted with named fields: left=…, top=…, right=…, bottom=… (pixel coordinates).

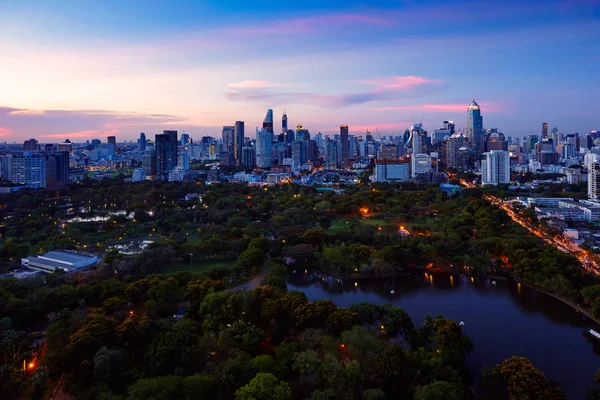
left=329, top=218, right=388, bottom=233
left=164, top=258, right=234, bottom=274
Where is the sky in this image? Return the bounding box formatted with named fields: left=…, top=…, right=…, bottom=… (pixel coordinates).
left=0, top=0, right=599, bottom=142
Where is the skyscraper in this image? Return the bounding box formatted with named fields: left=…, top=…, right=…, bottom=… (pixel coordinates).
left=256, top=128, right=273, bottom=168
left=155, top=131, right=178, bottom=180
left=325, top=138, right=338, bottom=170
left=542, top=122, right=549, bottom=138
left=340, top=125, right=349, bottom=169
left=222, top=126, right=235, bottom=151
left=234, top=121, right=245, bottom=166
left=282, top=111, right=288, bottom=134
left=23, top=138, right=39, bottom=151
left=4, top=152, right=46, bottom=188
left=138, top=132, right=146, bottom=151
left=481, top=150, right=510, bottom=185
left=181, top=133, right=190, bottom=146
left=589, top=163, right=600, bottom=200
left=467, top=99, right=484, bottom=155
left=263, top=109, right=274, bottom=134
left=107, top=136, right=117, bottom=153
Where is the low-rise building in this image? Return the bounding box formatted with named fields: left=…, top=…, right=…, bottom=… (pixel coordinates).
left=21, top=251, right=98, bottom=274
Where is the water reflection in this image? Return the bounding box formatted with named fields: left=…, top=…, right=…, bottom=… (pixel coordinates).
left=287, top=272, right=600, bottom=399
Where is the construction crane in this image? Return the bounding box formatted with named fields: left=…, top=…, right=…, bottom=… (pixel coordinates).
left=375, top=128, right=382, bottom=141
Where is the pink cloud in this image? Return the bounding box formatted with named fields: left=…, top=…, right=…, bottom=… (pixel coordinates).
left=371, top=102, right=502, bottom=113
left=228, top=80, right=301, bottom=89
left=39, top=130, right=102, bottom=139
left=353, top=76, right=444, bottom=90
left=0, top=127, right=11, bottom=136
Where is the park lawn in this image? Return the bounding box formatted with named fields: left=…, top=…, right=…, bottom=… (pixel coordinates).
left=329, top=218, right=388, bottom=233
left=163, top=258, right=234, bottom=274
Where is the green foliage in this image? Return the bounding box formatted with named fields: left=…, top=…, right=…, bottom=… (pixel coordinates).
left=235, top=372, right=292, bottom=400
left=414, top=381, right=463, bottom=400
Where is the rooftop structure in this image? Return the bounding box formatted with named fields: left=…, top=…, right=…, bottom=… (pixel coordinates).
left=21, top=250, right=98, bottom=274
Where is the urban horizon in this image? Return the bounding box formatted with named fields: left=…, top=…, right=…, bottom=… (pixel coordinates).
left=1, top=0, right=599, bottom=141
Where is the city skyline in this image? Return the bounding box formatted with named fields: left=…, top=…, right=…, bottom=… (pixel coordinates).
left=1, top=0, right=599, bottom=141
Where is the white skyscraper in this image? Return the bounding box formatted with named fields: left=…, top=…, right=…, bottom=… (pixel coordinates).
left=481, top=150, right=510, bottom=185
left=588, top=163, right=600, bottom=201
left=256, top=128, right=273, bottom=168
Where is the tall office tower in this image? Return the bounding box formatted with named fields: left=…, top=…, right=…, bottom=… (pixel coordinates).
left=282, top=111, right=288, bottom=133
left=155, top=131, right=178, bottom=180
left=340, top=125, right=349, bottom=168
left=181, top=133, right=190, bottom=146
left=444, top=121, right=456, bottom=134
left=59, top=139, right=73, bottom=153
left=23, top=138, right=39, bottom=151
left=379, top=144, right=399, bottom=159
left=589, top=163, right=600, bottom=200
left=481, top=150, right=510, bottom=186
left=286, top=129, right=295, bottom=144
left=138, top=133, right=147, bottom=151
left=292, top=141, right=306, bottom=168
left=222, top=126, right=235, bottom=151
left=486, top=132, right=508, bottom=151
left=5, top=152, right=47, bottom=188
left=542, top=123, right=549, bottom=138
left=467, top=99, right=484, bottom=155
left=446, top=133, right=468, bottom=169
left=263, top=109, right=274, bottom=134
left=307, top=139, right=318, bottom=163
left=348, top=135, right=357, bottom=158
left=295, top=124, right=308, bottom=141
left=256, top=128, right=274, bottom=168
left=325, top=138, right=338, bottom=169
left=143, top=150, right=156, bottom=179
left=91, top=139, right=101, bottom=148
left=242, top=145, right=256, bottom=168
left=45, top=152, right=70, bottom=186
left=408, top=123, right=430, bottom=178
left=234, top=121, right=245, bottom=166
left=107, top=136, right=117, bottom=153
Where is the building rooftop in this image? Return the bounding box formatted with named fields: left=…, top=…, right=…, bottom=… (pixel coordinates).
left=42, top=251, right=95, bottom=264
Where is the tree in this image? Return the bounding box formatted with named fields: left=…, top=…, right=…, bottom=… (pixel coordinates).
left=414, top=381, right=463, bottom=400
left=235, top=372, right=292, bottom=400
left=236, top=248, right=265, bottom=272
left=485, top=356, right=566, bottom=400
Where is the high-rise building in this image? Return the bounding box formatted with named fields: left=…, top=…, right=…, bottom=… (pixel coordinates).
left=589, top=163, right=600, bottom=200
left=222, top=126, right=235, bottom=151
left=542, top=123, right=549, bottom=138
left=263, top=109, right=274, bottom=134
left=143, top=150, right=156, bottom=180
left=138, top=133, right=147, bottom=151
left=467, top=99, right=484, bottom=155
left=325, top=138, right=338, bottom=170
left=340, top=125, right=349, bottom=168
left=445, top=133, right=468, bottom=169
left=45, top=152, right=70, bottom=186
left=481, top=150, right=510, bottom=186
left=155, top=131, right=178, bottom=180
left=3, top=152, right=46, bottom=188
left=408, top=123, right=429, bottom=178
left=242, top=145, right=256, bottom=168
left=234, top=121, right=245, bottom=166
left=292, top=141, right=306, bottom=168
left=486, top=132, right=508, bottom=151
left=256, top=128, right=273, bottom=168
left=181, top=133, right=190, bottom=146
left=282, top=111, right=288, bottom=134
left=107, top=136, right=117, bottom=153
left=295, top=124, right=308, bottom=141
left=59, top=139, right=73, bottom=153
left=23, top=138, right=39, bottom=151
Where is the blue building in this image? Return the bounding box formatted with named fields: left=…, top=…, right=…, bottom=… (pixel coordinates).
left=467, top=99, right=484, bottom=155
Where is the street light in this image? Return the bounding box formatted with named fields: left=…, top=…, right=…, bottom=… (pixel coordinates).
left=189, top=253, right=193, bottom=271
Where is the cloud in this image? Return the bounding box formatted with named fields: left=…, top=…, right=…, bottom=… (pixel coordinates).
left=226, top=75, right=445, bottom=108
left=353, top=76, right=444, bottom=90
left=0, top=106, right=189, bottom=141
left=228, top=80, right=302, bottom=89
left=371, top=102, right=501, bottom=113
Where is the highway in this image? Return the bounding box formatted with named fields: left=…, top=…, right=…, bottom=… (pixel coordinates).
left=459, top=179, right=600, bottom=274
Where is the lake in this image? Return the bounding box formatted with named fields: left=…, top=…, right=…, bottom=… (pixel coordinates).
left=286, top=273, right=600, bottom=399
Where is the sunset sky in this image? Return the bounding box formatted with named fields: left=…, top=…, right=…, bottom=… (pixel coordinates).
left=0, top=0, right=599, bottom=142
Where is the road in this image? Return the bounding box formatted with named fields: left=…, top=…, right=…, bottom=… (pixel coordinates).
left=458, top=179, right=600, bottom=274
